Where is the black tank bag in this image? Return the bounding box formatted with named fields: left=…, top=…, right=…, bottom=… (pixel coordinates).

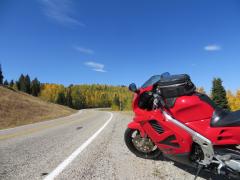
left=155, top=74, right=196, bottom=98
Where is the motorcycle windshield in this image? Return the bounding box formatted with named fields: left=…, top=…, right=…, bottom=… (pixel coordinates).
left=141, top=75, right=161, bottom=88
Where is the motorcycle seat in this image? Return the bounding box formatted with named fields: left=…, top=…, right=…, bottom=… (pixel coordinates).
left=211, top=108, right=240, bottom=127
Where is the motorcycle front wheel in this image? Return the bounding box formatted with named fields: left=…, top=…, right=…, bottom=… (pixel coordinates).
left=124, top=128, right=162, bottom=160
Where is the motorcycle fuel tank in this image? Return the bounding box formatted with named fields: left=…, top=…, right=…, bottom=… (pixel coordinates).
left=169, top=95, right=214, bottom=123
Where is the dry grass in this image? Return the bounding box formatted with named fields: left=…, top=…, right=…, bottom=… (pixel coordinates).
left=0, top=86, right=76, bottom=129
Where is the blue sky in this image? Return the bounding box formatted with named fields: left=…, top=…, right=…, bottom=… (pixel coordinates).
left=0, top=0, right=240, bottom=92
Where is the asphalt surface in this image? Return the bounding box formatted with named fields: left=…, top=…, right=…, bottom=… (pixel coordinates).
left=0, top=109, right=216, bottom=180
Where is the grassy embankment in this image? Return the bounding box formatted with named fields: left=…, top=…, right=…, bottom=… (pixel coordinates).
left=0, top=86, right=76, bottom=130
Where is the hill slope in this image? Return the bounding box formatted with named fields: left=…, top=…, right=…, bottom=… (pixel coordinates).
left=0, top=86, right=76, bottom=129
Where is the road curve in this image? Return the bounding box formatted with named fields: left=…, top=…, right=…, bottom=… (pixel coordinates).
left=0, top=109, right=217, bottom=180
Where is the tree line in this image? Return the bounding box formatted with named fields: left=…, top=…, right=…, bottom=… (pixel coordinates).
left=40, top=84, right=132, bottom=110
left=0, top=64, right=132, bottom=110
left=0, top=71, right=41, bottom=97
left=0, top=64, right=239, bottom=111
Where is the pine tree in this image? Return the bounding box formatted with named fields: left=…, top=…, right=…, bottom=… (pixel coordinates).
left=9, top=80, right=14, bottom=88
left=0, top=64, right=4, bottom=85
left=25, top=74, right=31, bottom=94
left=211, top=78, right=229, bottom=110
left=18, top=74, right=27, bottom=92
left=31, top=78, right=41, bottom=96
left=3, top=80, right=9, bottom=86
left=56, top=92, right=66, bottom=105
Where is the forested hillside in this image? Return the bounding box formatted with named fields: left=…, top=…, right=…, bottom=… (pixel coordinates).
left=40, top=84, right=133, bottom=111
left=227, top=91, right=240, bottom=111
left=0, top=66, right=133, bottom=111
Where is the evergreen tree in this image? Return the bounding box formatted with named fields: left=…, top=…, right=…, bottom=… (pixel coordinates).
left=17, top=74, right=32, bottom=94
left=56, top=92, right=66, bottom=105
left=18, top=74, right=27, bottom=92
left=0, top=64, right=4, bottom=85
left=65, top=88, right=73, bottom=108
left=3, top=80, right=9, bottom=86
left=25, top=74, right=31, bottom=94
left=9, top=80, right=14, bottom=88
left=31, top=78, right=41, bottom=96
left=211, top=78, right=229, bottom=110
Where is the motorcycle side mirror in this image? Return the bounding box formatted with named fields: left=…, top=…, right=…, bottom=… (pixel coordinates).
left=129, top=83, right=139, bottom=93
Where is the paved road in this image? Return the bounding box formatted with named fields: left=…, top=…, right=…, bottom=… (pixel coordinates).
left=0, top=110, right=214, bottom=180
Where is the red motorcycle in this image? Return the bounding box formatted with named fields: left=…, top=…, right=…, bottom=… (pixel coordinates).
left=124, top=73, right=240, bottom=179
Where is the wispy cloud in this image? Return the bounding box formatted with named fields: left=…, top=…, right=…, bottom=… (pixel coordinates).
left=40, top=0, right=85, bottom=26
left=204, top=44, right=222, bottom=51
left=74, top=46, right=94, bottom=55
left=85, top=61, right=106, bottom=72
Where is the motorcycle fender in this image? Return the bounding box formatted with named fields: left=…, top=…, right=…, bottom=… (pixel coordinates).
left=128, top=122, right=146, bottom=137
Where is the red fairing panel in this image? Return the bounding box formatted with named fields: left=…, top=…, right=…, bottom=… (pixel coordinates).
left=131, top=109, right=193, bottom=155
left=169, top=96, right=214, bottom=123
left=127, top=121, right=146, bottom=137
left=145, top=110, right=193, bottom=154
left=186, top=119, right=240, bottom=145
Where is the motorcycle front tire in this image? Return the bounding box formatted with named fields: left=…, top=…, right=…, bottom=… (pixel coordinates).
left=124, top=128, right=162, bottom=160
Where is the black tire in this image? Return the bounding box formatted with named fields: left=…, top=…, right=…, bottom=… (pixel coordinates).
left=124, top=128, right=162, bottom=160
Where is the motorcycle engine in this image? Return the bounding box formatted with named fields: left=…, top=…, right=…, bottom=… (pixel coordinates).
left=190, top=143, right=204, bottom=162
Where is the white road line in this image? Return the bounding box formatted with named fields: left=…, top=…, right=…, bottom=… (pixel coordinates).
left=44, top=112, right=114, bottom=180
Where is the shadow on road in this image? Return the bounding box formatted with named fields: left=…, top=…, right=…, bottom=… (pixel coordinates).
left=155, top=156, right=228, bottom=180
left=172, top=162, right=226, bottom=180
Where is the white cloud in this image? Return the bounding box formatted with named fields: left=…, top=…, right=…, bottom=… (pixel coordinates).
left=204, top=44, right=221, bottom=51
left=40, top=0, right=85, bottom=26
left=85, top=61, right=106, bottom=73
left=74, top=46, right=94, bottom=55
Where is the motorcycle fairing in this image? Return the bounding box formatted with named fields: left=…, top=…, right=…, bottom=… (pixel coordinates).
left=127, top=121, right=146, bottom=137
left=129, top=109, right=193, bottom=154
left=126, top=74, right=240, bottom=177
left=131, top=86, right=240, bottom=165
left=187, top=119, right=240, bottom=145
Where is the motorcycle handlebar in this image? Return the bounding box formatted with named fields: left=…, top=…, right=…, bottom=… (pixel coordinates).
left=152, top=92, right=165, bottom=109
